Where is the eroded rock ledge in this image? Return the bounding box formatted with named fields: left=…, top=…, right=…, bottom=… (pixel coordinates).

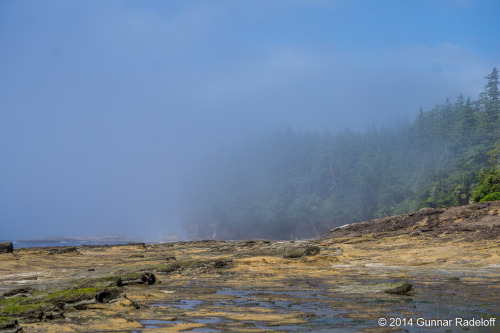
left=327, top=201, right=500, bottom=241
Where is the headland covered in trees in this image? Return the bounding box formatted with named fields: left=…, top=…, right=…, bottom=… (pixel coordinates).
left=181, top=68, right=500, bottom=240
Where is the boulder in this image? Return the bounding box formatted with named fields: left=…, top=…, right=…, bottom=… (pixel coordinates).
left=0, top=243, right=13, bottom=254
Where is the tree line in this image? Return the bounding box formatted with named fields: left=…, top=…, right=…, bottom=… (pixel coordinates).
left=180, top=68, right=500, bottom=240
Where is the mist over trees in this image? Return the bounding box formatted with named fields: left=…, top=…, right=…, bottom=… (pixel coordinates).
left=180, top=69, right=500, bottom=240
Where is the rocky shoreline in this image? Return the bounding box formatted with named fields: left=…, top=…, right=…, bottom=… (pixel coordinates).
left=1, top=202, right=499, bottom=332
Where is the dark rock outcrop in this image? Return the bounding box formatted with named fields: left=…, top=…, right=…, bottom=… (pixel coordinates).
left=0, top=317, right=23, bottom=333
left=0, top=243, right=13, bottom=254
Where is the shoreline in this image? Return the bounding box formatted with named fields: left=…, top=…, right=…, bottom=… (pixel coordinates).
left=1, top=202, right=499, bottom=332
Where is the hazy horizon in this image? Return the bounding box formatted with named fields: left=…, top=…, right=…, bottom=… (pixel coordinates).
left=1, top=0, right=499, bottom=241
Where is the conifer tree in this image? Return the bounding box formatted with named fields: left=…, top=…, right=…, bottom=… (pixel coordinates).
left=480, top=68, right=500, bottom=136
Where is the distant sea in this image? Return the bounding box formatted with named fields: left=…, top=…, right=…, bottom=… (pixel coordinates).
left=12, top=240, right=142, bottom=249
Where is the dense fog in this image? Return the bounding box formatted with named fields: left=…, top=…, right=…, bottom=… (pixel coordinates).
left=1, top=1, right=499, bottom=241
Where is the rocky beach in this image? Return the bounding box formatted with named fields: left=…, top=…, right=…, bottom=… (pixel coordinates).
left=1, top=202, right=499, bottom=332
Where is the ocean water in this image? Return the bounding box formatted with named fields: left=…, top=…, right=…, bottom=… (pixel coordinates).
left=11, top=241, right=139, bottom=249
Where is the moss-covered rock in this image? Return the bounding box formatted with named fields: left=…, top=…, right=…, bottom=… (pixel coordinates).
left=0, top=297, right=29, bottom=308
left=42, top=287, right=99, bottom=304
left=0, top=287, right=125, bottom=322
left=0, top=302, right=53, bottom=322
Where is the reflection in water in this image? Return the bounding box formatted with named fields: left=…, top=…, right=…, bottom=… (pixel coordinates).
left=142, top=274, right=498, bottom=332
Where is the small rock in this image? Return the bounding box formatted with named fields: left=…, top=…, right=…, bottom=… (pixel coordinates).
left=381, top=282, right=413, bottom=294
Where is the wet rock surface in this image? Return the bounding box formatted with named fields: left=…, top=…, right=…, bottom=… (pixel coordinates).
left=0, top=202, right=499, bottom=332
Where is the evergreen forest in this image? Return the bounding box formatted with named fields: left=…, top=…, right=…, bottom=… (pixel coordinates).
left=180, top=68, right=500, bottom=240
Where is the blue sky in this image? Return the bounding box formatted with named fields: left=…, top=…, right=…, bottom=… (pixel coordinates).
left=0, top=0, right=499, bottom=241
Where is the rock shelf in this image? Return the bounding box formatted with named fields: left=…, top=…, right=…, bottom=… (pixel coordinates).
left=1, top=202, right=499, bottom=332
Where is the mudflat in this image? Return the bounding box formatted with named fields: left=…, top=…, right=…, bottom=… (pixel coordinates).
left=1, top=202, right=499, bottom=332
